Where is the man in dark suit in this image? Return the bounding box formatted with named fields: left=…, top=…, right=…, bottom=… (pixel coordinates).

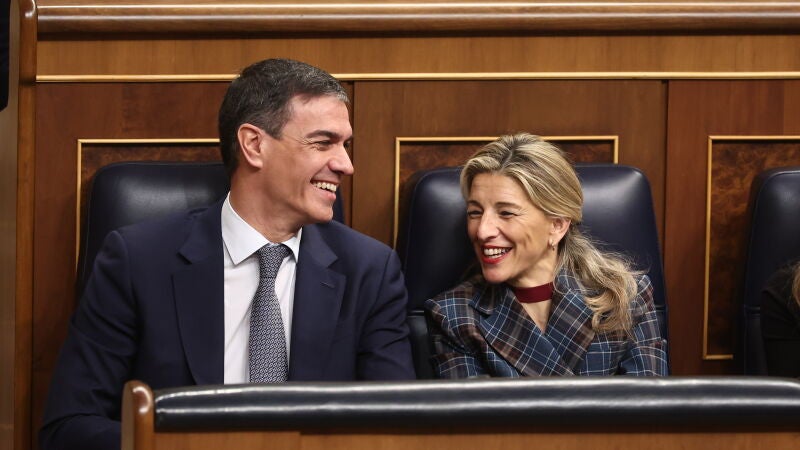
left=40, top=58, right=415, bottom=450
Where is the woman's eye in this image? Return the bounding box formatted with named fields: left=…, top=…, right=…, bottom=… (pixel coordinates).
left=467, top=210, right=482, bottom=218
left=499, top=211, right=516, bottom=218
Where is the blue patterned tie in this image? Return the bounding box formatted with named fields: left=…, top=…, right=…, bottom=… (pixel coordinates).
left=249, top=244, right=290, bottom=383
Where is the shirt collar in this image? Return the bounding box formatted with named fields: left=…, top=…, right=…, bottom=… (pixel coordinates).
left=221, top=193, right=302, bottom=265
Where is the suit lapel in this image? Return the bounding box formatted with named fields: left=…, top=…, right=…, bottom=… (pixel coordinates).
left=173, top=202, right=225, bottom=386
left=544, top=271, right=596, bottom=372
left=477, top=283, right=574, bottom=376
left=288, top=224, right=345, bottom=380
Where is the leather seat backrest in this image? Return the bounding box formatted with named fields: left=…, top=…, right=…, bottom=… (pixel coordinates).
left=739, top=166, right=800, bottom=375
left=78, top=161, right=344, bottom=294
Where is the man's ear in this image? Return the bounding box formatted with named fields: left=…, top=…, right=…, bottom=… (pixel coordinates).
left=551, top=217, right=571, bottom=244
left=237, top=123, right=267, bottom=170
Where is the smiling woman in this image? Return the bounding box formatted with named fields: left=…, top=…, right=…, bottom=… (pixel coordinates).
left=425, top=133, right=668, bottom=378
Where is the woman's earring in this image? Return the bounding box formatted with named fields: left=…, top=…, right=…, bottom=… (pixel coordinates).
left=548, top=239, right=556, bottom=251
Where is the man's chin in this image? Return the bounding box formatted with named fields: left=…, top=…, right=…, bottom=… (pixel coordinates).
left=309, top=208, right=335, bottom=224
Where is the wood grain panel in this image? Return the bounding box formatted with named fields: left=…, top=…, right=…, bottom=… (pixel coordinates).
left=707, top=139, right=800, bottom=356
left=301, top=431, right=800, bottom=450
left=352, top=80, right=666, bottom=247
left=0, top=1, right=22, bottom=448
left=35, top=1, right=800, bottom=35
left=666, top=80, right=800, bottom=375
left=36, top=35, right=800, bottom=77
left=14, top=1, right=38, bottom=450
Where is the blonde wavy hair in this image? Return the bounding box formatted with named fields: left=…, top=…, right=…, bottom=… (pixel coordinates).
left=460, top=133, right=640, bottom=334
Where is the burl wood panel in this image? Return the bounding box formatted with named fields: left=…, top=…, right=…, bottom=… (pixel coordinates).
left=666, top=80, right=800, bottom=375
left=300, top=431, right=800, bottom=450
left=708, top=140, right=800, bottom=356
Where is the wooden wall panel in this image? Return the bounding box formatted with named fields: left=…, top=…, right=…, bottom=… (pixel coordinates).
left=0, top=1, right=21, bottom=448
left=11, top=3, right=800, bottom=450
left=666, top=80, right=800, bottom=375
left=351, top=80, right=666, bottom=247
left=34, top=1, right=800, bottom=36
left=708, top=139, right=800, bottom=357
left=36, top=35, right=800, bottom=77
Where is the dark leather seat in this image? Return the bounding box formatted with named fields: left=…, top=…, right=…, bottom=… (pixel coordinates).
left=397, top=164, right=668, bottom=379
left=739, top=166, right=800, bottom=375
left=151, top=377, right=800, bottom=430
left=77, top=161, right=344, bottom=294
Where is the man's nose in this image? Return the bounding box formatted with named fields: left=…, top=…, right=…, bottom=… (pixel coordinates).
left=331, top=144, right=354, bottom=175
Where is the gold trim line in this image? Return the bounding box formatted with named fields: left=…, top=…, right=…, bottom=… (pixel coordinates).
left=38, top=72, right=800, bottom=83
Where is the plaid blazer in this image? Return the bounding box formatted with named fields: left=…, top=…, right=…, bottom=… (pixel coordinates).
left=425, top=271, right=668, bottom=377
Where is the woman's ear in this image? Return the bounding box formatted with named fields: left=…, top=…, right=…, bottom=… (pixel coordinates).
left=237, top=123, right=266, bottom=170
left=551, top=217, right=571, bottom=244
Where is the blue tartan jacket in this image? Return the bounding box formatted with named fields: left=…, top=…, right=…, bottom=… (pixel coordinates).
left=425, top=270, right=668, bottom=377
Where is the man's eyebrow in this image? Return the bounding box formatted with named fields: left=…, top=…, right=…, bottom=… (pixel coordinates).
left=304, top=130, right=349, bottom=141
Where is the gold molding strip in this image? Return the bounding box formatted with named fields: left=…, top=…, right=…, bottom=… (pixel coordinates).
left=393, top=135, right=619, bottom=246
left=37, top=71, right=800, bottom=83
left=703, top=135, right=800, bottom=361
left=75, top=138, right=219, bottom=271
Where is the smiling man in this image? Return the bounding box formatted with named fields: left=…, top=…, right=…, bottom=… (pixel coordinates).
left=40, top=59, right=415, bottom=450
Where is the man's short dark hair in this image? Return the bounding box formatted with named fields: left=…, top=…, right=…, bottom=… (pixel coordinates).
left=218, top=58, right=349, bottom=176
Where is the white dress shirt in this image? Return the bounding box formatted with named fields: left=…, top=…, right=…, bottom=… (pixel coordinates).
left=221, top=193, right=301, bottom=384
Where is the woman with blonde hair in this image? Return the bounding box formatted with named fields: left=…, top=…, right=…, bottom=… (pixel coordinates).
left=761, top=262, right=800, bottom=377
left=425, top=133, right=668, bottom=377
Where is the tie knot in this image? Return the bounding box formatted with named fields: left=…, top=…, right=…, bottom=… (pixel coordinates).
left=256, top=244, right=290, bottom=281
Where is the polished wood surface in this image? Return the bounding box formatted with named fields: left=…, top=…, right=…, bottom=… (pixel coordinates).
left=35, top=1, right=800, bottom=35
left=36, top=35, right=800, bottom=77
left=122, top=381, right=154, bottom=450
left=665, top=80, right=800, bottom=374
left=139, top=430, right=800, bottom=450
left=12, top=2, right=38, bottom=450
left=0, top=0, right=22, bottom=447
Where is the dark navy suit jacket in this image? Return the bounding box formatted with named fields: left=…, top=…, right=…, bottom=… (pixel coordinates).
left=40, top=201, right=415, bottom=450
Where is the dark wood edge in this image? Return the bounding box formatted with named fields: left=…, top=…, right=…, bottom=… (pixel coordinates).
left=37, top=1, right=800, bottom=35
left=122, top=381, right=155, bottom=450
left=15, top=2, right=37, bottom=450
